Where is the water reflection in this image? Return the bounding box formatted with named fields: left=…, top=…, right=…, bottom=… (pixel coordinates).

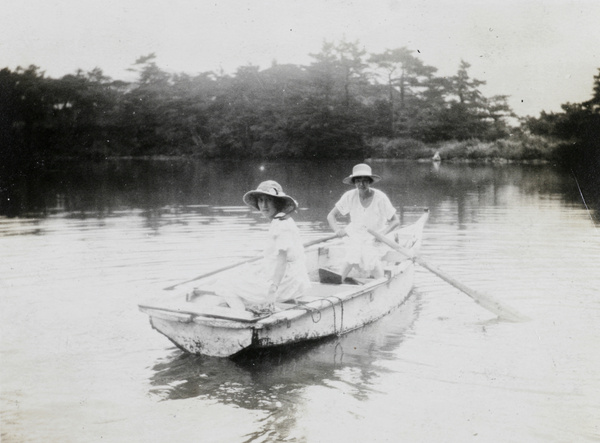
left=150, top=294, right=420, bottom=402
left=148, top=294, right=420, bottom=441
left=2, top=159, right=597, bottom=226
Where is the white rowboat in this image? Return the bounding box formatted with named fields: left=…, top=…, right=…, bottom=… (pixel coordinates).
left=139, top=210, right=429, bottom=357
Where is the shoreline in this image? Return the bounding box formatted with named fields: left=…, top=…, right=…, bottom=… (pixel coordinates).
left=45, top=155, right=554, bottom=165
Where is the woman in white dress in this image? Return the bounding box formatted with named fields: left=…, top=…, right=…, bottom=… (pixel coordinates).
left=327, top=164, right=400, bottom=282
left=211, top=180, right=311, bottom=313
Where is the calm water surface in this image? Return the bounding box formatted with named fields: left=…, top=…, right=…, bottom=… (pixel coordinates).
left=1, top=159, right=599, bottom=442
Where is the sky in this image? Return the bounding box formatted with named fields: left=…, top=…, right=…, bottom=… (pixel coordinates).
left=2, top=0, right=599, bottom=118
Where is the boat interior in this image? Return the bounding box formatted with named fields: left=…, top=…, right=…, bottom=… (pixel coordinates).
left=141, top=221, right=422, bottom=323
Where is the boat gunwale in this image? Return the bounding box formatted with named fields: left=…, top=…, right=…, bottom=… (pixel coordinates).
left=138, top=305, right=267, bottom=327
left=257, top=260, right=413, bottom=327
left=138, top=260, right=413, bottom=329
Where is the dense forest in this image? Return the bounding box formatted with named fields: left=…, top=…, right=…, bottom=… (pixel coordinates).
left=1, top=42, right=516, bottom=160
left=0, top=40, right=598, bottom=170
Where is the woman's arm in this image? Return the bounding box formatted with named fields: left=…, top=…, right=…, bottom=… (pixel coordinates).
left=381, top=212, right=400, bottom=235
left=327, top=207, right=347, bottom=237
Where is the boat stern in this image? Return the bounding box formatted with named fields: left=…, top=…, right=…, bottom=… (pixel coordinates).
left=140, top=305, right=256, bottom=357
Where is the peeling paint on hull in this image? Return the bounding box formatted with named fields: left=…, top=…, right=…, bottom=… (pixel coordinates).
left=150, top=316, right=254, bottom=357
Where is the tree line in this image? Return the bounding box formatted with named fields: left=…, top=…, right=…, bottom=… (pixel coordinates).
left=524, top=68, right=600, bottom=168
left=1, top=41, right=516, bottom=161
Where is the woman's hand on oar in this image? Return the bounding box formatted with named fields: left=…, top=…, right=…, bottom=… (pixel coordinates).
left=163, top=233, right=338, bottom=291
left=367, top=228, right=528, bottom=323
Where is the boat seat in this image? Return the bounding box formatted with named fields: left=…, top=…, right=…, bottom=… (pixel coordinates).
left=318, top=267, right=365, bottom=285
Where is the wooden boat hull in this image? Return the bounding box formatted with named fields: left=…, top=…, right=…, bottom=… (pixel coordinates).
left=148, top=315, right=254, bottom=357
left=140, top=211, right=428, bottom=357
left=252, top=264, right=415, bottom=347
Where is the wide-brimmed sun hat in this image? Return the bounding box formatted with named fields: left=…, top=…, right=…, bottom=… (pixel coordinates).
left=342, top=163, right=382, bottom=185
left=243, top=180, right=298, bottom=215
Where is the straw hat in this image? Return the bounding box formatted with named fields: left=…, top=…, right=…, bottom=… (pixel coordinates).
left=342, top=163, right=382, bottom=185
left=243, top=180, right=298, bottom=215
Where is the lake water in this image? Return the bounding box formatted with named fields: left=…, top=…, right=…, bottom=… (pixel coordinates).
left=1, top=159, right=599, bottom=442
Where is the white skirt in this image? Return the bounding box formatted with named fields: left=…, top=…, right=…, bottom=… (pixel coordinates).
left=208, top=259, right=311, bottom=307
left=343, top=228, right=389, bottom=273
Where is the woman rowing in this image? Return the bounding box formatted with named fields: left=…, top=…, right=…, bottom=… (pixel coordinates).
left=327, top=163, right=400, bottom=282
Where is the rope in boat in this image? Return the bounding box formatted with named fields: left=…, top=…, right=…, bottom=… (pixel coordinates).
left=294, top=303, right=322, bottom=324
left=321, top=299, right=337, bottom=334
left=295, top=295, right=344, bottom=334
left=330, top=296, right=344, bottom=333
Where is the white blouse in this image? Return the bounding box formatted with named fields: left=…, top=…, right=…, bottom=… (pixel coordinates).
left=335, top=188, right=396, bottom=234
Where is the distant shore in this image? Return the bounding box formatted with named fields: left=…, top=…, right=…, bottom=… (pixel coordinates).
left=4, top=134, right=571, bottom=171
left=364, top=134, right=563, bottom=164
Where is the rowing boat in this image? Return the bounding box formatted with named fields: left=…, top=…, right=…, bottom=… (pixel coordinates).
left=139, top=210, right=429, bottom=357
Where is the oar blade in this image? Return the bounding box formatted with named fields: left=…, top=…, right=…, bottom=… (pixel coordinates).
left=368, top=226, right=528, bottom=322
left=416, top=258, right=528, bottom=322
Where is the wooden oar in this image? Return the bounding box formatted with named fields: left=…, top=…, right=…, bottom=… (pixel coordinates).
left=368, top=228, right=528, bottom=322
left=163, top=234, right=338, bottom=291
